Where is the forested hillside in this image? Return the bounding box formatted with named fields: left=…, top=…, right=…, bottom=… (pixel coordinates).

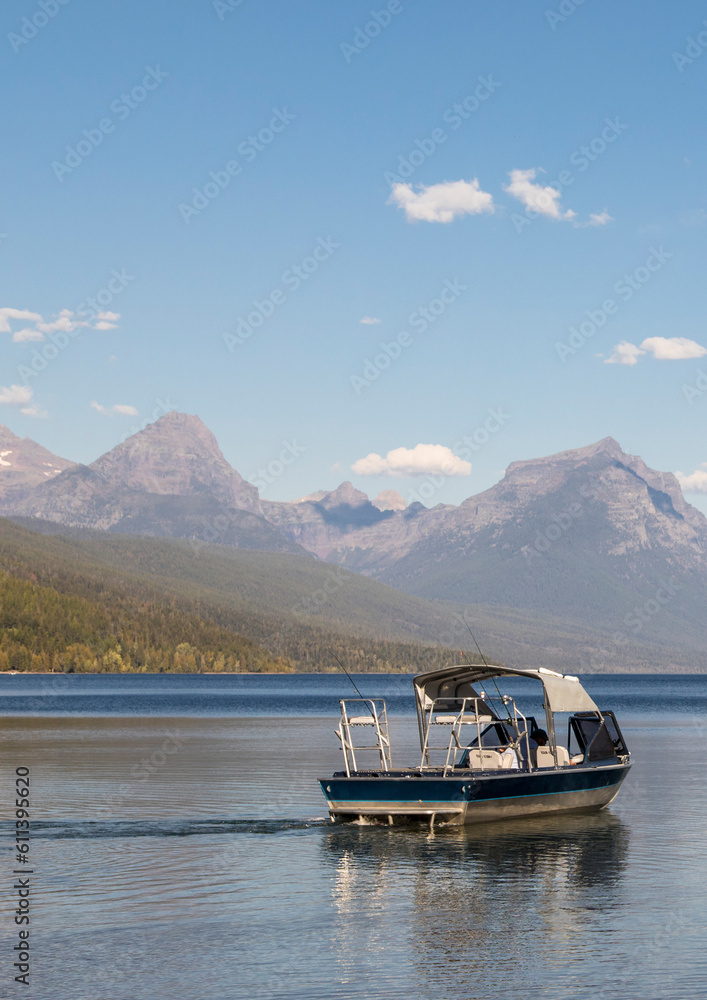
left=2, top=516, right=698, bottom=674
left=0, top=518, right=469, bottom=673
left=0, top=570, right=283, bottom=673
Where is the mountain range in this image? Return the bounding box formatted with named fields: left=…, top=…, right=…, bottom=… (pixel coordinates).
left=1, top=413, right=298, bottom=553
left=2, top=412, right=706, bottom=670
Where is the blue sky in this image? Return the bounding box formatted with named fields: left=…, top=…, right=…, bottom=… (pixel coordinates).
left=2, top=0, right=707, bottom=512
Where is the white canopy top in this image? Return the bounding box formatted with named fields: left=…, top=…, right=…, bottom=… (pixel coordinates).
left=413, top=663, right=599, bottom=716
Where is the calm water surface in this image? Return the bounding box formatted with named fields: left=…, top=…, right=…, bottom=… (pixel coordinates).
left=1, top=673, right=706, bottom=999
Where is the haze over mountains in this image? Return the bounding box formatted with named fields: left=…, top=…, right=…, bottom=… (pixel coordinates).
left=1, top=412, right=706, bottom=670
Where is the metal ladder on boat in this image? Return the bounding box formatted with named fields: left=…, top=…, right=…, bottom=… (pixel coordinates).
left=337, top=699, right=391, bottom=777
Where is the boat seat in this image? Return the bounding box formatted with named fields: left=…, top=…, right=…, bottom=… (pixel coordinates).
left=347, top=716, right=377, bottom=725
left=467, top=749, right=502, bottom=770
left=536, top=746, right=571, bottom=767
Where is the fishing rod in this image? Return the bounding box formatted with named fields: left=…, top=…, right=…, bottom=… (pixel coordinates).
left=328, top=649, right=377, bottom=719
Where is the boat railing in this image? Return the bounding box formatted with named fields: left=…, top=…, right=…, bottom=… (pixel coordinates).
left=336, top=699, right=391, bottom=777
left=420, top=696, right=493, bottom=772
left=420, top=695, right=534, bottom=774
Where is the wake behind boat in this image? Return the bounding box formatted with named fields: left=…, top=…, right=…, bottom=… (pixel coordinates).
left=319, top=663, right=631, bottom=827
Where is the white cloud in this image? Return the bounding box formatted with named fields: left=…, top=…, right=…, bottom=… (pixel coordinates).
left=19, top=402, right=48, bottom=418
left=2, top=305, right=121, bottom=342
left=641, top=336, right=707, bottom=360
left=36, top=308, right=88, bottom=334
left=0, top=384, right=46, bottom=417
left=0, top=308, right=42, bottom=333
left=360, top=316, right=381, bottom=325
left=389, top=179, right=494, bottom=223
left=92, top=401, right=138, bottom=416
left=504, top=168, right=576, bottom=221
left=352, top=444, right=472, bottom=478
left=605, top=336, right=707, bottom=366
left=12, top=327, right=44, bottom=343
left=584, top=210, right=613, bottom=227
left=676, top=464, right=707, bottom=494
left=604, top=342, right=645, bottom=366
left=0, top=384, right=33, bottom=406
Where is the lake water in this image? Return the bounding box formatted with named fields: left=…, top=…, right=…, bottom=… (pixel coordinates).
left=1, top=673, right=706, bottom=999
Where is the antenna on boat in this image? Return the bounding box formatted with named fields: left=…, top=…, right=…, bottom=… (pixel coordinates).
left=462, top=616, right=490, bottom=671
left=328, top=650, right=377, bottom=719
left=461, top=616, right=513, bottom=725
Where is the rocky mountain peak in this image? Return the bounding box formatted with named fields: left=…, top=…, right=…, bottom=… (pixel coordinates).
left=317, top=482, right=370, bottom=510
left=90, top=411, right=260, bottom=512
left=0, top=424, right=75, bottom=499
left=504, top=436, right=623, bottom=481
left=499, top=436, right=701, bottom=532
left=105, top=412, right=223, bottom=460
left=585, top=435, right=623, bottom=457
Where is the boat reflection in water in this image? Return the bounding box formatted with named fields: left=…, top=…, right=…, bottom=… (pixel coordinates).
left=320, top=664, right=632, bottom=827
left=324, top=811, right=630, bottom=993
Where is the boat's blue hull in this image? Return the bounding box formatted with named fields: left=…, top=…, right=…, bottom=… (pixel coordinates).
left=320, top=762, right=631, bottom=825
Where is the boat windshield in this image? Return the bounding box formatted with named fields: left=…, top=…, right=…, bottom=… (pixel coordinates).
left=570, top=712, right=626, bottom=762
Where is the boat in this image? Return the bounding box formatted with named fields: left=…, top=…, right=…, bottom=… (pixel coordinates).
left=319, top=663, right=631, bottom=827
